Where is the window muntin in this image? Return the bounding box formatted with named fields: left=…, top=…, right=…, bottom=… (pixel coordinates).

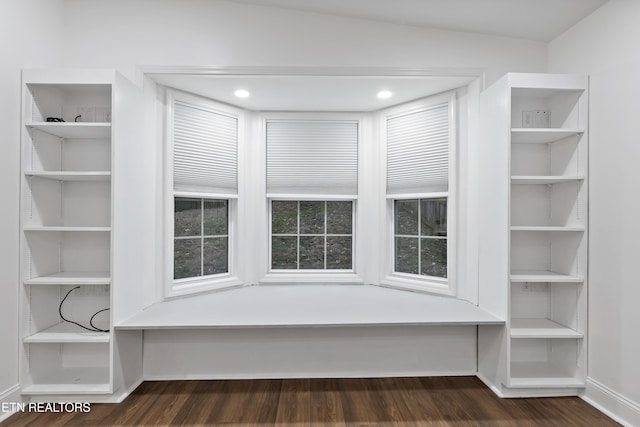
left=271, top=200, right=353, bottom=270
left=394, top=198, right=447, bottom=278
left=174, top=197, right=229, bottom=280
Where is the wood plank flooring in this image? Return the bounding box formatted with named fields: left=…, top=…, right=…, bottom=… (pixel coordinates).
left=3, top=377, right=619, bottom=426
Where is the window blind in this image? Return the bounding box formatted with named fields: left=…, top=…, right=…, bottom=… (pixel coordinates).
left=266, top=121, right=358, bottom=196
left=386, top=102, right=450, bottom=195
left=173, top=100, right=238, bottom=195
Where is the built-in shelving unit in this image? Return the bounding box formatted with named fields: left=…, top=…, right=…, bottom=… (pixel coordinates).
left=478, top=73, right=588, bottom=397
left=20, top=75, right=114, bottom=395
left=19, top=69, right=148, bottom=402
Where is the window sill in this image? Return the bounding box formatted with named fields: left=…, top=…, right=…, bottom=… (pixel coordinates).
left=166, top=274, right=244, bottom=299
left=380, top=274, right=454, bottom=297
left=260, top=271, right=364, bottom=285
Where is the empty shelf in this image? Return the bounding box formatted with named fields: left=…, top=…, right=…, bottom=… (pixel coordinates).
left=511, top=226, right=585, bottom=232
left=25, top=171, right=111, bottom=181
left=27, top=122, right=111, bottom=139
left=23, top=226, right=111, bottom=232
left=510, top=270, right=583, bottom=283
left=24, top=271, right=110, bottom=285
left=24, top=323, right=110, bottom=344
left=22, top=367, right=111, bottom=395
left=510, top=318, right=583, bottom=339
left=511, top=128, right=584, bottom=144
left=511, top=176, right=585, bottom=185
left=508, top=362, right=585, bottom=389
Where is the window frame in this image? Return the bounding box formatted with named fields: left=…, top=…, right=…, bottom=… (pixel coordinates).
left=379, top=92, right=458, bottom=296
left=164, top=89, right=244, bottom=298
left=268, top=198, right=356, bottom=273
left=257, top=112, right=368, bottom=285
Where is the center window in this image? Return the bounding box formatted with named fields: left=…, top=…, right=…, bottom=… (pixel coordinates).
left=271, top=200, right=353, bottom=270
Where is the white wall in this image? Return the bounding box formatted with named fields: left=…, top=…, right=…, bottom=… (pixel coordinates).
left=58, top=0, right=547, bottom=84
left=0, top=0, right=63, bottom=414
left=549, top=1, right=640, bottom=425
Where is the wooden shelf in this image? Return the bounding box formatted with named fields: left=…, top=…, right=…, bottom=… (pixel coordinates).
left=510, top=270, right=583, bottom=283
left=24, top=323, right=110, bottom=344
left=508, top=362, right=585, bottom=389
left=27, top=122, right=111, bottom=139
left=510, top=318, right=583, bottom=339
left=21, top=367, right=111, bottom=395
left=25, top=171, right=111, bottom=181
left=511, top=226, right=585, bottom=232
left=24, top=271, right=110, bottom=285
left=511, top=128, right=584, bottom=144
left=23, top=226, right=111, bottom=232
left=511, top=176, right=585, bottom=185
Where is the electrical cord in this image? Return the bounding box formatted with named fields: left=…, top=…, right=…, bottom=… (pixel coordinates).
left=59, top=286, right=110, bottom=333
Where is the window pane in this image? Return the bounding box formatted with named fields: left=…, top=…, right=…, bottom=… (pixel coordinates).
left=327, top=201, right=352, bottom=234
left=174, top=238, right=201, bottom=279
left=300, top=201, right=324, bottom=234
left=395, top=200, right=418, bottom=235
left=203, top=200, right=228, bottom=236
left=203, top=237, right=228, bottom=275
left=327, top=236, right=352, bottom=269
left=272, top=201, right=298, bottom=234
left=421, top=238, right=447, bottom=278
left=300, top=236, right=324, bottom=269
left=421, top=198, right=447, bottom=237
left=174, top=198, right=201, bottom=237
left=272, top=236, right=297, bottom=269
left=395, top=237, right=418, bottom=275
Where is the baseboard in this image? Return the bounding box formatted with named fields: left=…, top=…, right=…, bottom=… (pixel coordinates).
left=581, top=377, right=640, bottom=427
left=0, top=384, right=22, bottom=423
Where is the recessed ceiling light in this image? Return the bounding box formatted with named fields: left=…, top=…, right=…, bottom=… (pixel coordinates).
left=234, top=89, right=250, bottom=98
left=377, top=90, right=393, bottom=99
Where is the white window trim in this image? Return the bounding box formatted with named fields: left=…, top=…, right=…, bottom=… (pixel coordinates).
left=164, top=89, right=244, bottom=298
left=378, top=91, right=458, bottom=296
left=257, top=112, right=368, bottom=285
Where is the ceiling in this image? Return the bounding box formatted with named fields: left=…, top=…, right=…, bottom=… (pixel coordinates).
left=151, top=74, right=477, bottom=112
left=227, top=0, right=607, bottom=42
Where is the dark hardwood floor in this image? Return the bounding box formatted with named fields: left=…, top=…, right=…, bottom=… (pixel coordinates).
left=3, top=377, right=619, bottom=426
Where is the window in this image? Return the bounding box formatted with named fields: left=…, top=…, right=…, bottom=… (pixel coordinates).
left=264, top=118, right=359, bottom=278
left=383, top=92, right=456, bottom=294
left=166, top=89, right=242, bottom=296
left=271, top=200, right=353, bottom=270
left=394, top=198, right=447, bottom=277
left=174, top=198, right=228, bottom=279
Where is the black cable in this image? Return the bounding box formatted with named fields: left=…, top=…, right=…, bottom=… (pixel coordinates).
left=89, top=308, right=110, bottom=333
left=59, top=286, right=110, bottom=333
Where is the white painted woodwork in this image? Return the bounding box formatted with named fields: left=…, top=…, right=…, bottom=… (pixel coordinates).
left=24, top=323, right=110, bottom=344
left=26, top=123, right=111, bottom=139
left=118, top=285, right=502, bottom=329
left=477, top=73, right=588, bottom=397
left=19, top=69, right=147, bottom=400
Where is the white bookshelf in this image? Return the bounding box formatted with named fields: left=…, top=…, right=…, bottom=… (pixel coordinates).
left=20, top=71, right=116, bottom=397
left=478, top=73, right=588, bottom=397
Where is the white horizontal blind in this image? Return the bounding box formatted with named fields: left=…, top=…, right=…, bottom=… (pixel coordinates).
left=387, top=102, right=450, bottom=195
left=173, top=100, right=238, bottom=195
left=266, top=121, right=358, bottom=196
